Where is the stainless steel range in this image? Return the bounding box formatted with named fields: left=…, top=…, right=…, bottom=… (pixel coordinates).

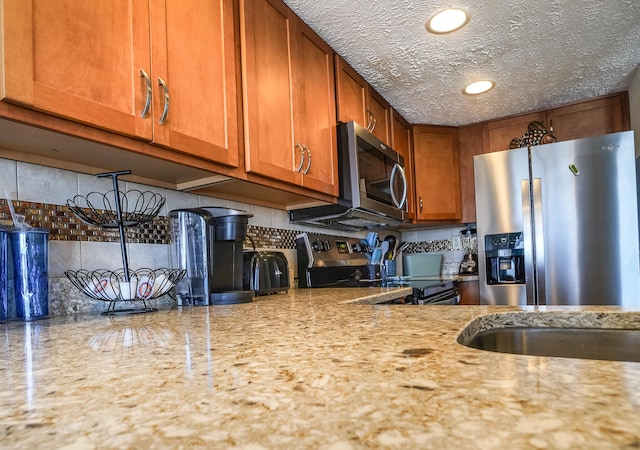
left=295, top=233, right=459, bottom=305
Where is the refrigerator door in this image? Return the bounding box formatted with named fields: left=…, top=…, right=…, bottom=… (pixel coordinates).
left=475, top=147, right=532, bottom=305
left=531, top=131, right=640, bottom=306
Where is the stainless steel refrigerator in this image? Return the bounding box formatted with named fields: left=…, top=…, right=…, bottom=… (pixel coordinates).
left=474, top=131, right=640, bottom=306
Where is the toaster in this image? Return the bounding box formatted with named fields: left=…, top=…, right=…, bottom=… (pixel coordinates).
left=242, top=251, right=290, bottom=296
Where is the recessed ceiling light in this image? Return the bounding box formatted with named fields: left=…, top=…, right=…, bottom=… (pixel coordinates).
left=426, top=8, right=470, bottom=34
left=463, top=80, right=495, bottom=95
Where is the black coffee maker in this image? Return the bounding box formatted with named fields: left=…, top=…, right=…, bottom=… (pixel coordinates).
left=169, top=207, right=254, bottom=305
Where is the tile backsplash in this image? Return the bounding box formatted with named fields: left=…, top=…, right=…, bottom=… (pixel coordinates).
left=401, top=228, right=478, bottom=276
left=1, top=157, right=474, bottom=317
left=0, top=158, right=361, bottom=317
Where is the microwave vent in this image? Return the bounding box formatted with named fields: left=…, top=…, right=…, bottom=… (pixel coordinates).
left=289, top=204, right=400, bottom=231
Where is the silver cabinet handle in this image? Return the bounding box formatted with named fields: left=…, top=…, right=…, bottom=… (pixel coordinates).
left=390, top=163, right=407, bottom=209
left=419, top=196, right=424, bottom=213
left=366, top=109, right=376, bottom=132
left=157, top=77, right=170, bottom=125
left=302, top=145, right=311, bottom=175
left=294, top=142, right=305, bottom=173
left=139, top=69, right=152, bottom=119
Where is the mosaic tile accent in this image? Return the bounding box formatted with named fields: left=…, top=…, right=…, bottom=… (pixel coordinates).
left=245, top=226, right=299, bottom=250
left=0, top=200, right=169, bottom=244
left=405, top=237, right=478, bottom=254
left=404, top=239, right=451, bottom=253
left=0, top=200, right=331, bottom=250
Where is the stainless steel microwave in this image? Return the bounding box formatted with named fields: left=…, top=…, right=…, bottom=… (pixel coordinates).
left=289, top=121, right=407, bottom=231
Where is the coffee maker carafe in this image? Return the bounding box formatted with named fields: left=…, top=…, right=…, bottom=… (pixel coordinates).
left=169, top=207, right=254, bottom=305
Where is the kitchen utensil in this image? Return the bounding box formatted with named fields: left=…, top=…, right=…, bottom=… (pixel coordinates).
left=5, top=191, right=30, bottom=229
left=371, top=248, right=383, bottom=265
left=380, top=241, right=390, bottom=261
left=395, top=242, right=410, bottom=258
left=383, top=235, right=397, bottom=259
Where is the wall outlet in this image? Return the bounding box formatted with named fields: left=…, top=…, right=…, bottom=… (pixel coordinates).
left=451, top=236, right=462, bottom=250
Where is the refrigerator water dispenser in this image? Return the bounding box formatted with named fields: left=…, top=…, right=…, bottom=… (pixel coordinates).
left=484, top=232, right=525, bottom=285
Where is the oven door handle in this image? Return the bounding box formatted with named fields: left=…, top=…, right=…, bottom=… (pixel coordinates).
left=390, top=163, right=407, bottom=209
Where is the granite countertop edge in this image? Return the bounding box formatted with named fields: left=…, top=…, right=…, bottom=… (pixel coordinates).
left=2, top=287, right=640, bottom=449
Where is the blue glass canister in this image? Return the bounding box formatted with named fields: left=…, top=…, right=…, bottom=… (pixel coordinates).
left=8, top=227, right=49, bottom=320
left=0, top=226, right=7, bottom=321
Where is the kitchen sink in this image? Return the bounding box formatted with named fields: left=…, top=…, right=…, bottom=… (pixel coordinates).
left=463, top=327, right=640, bottom=362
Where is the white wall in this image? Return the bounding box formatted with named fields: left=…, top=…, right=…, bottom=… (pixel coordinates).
left=629, top=64, right=640, bottom=157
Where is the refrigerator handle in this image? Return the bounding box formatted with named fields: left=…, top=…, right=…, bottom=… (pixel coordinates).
left=531, top=178, right=546, bottom=305
left=521, top=179, right=535, bottom=304
left=522, top=178, right=545, bottom=306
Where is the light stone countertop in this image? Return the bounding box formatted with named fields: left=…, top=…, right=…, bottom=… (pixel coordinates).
left=2, top=287, right=640, bottom=449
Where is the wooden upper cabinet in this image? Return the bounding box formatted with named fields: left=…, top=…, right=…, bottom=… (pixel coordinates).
left=457, top=123, right=483, bottom=224
left=481, top=93, right=629, bottom=155
left=334, top=55, right=391, bottom=144
left=367, top=88, right=391, bottom=144
left=481, top=111, right=547, bottom=154
left=390, top=109, right=415, bottom=220
left=291, top=20, right=338, bottom=195
left=546, top=93, right=629, bottom=141
left=1, top=0, right=241, bottom=167
left=334, top=56, right=367, bottom=127
left=240, top=0, right=337, bottom=196
left=412, top=125, right=461, bottom=221
left=2, top=0, right=152, bottom=138
left=150, top=0, right=240, bottom=167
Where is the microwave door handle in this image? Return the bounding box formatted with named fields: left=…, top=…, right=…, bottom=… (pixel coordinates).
left=390, top=163, right=407, bottom=209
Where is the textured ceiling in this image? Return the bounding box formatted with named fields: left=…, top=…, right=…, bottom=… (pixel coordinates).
left=281, top=0, right=640, bottom=126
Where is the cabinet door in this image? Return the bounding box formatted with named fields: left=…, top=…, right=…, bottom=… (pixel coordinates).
left=334, top=56, right=391, bottom=144
left=334, top=55, right=368, bottom=127
left=459, top=280, right=480, bottom=305
left=458, top=124, right=483, bottom=223
left=292, top=20, right=338, bottom=196
left=368, top=88, right=391, bottom=144
left=546, top=93, right=629, bottom=142
left=151, top=0, right=240, bottom=167
left=413, top=125, right=461, bottom=221
left=391, top=110, right=415, bottom=220
left=240, top=0, right=299, bottom=185
left=2, top=0, right=152, bottom=138
left=481, top=112, right=547, bottom=153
